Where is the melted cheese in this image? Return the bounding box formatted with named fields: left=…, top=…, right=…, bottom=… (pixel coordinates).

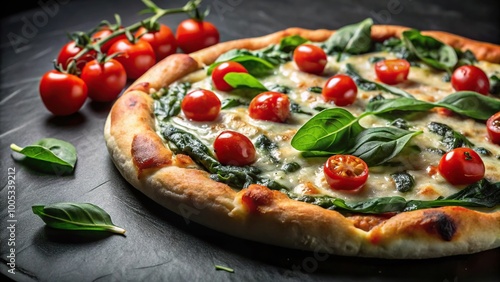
left=158, top=50, right=500, bottom=203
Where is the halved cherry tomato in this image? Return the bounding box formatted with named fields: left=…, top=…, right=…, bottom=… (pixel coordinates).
left=135, top=24, right=177, bottom=62
left=181, top=89, right=221, bottom=121
left=80, top=59, right=127, bottom=102
left=438, top=147, right=485, bottom=186
left=56, top=41, right=95, bottom=72
left=324, top=155, right=368, bottom=191
left=211, top=61, right=248, bottom=91
left=374, top=59, right=410, bottom=85
left=322, top=74, right=358, bottom=106
left=248, top=91, right=290, bottom=123
left=107, top=39, right=156, bottom=80
left=214, top=130, right=256, bottom=166
left=176, top=18, right=219, bottom=53
left=91, top=27, right=127, bottom=53
left=451, top=65, right=490, bottom=95
left=39, top=70, right=88, bottom=116
left=293, top=44, right=327, bottom=75
left=486, top=111, right=500, bottom=145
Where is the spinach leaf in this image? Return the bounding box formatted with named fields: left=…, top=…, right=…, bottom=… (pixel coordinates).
left=10, top=138, right=77, bottom=175
left=366, top=97, right=434, bottom=115
left=153, top=82, right=191, bottom=122
left=223, top=72, right=268, bottom=91
left=32, top=203, right=126, bottom=234
left=278, top=35, right=308, bottom=52
left=268, top=84, right=291, bottom=94
left=281, top=162, right=301, bottom=173
left=427, top=122, right=474, bottom=151
left=290, top=102, right=313, bottom=116
left=490, top=75, right=500, bottom=95
left=456, top=49, right=477, bottom=66
left=255, top=135, right=280, bottom=164
left=206, top=49, right=275, bottom=77
left=221, top=98, right=248, bottom=109
left=390, top=171, right=415, bottom=193
left=374, top=37, right=415, bottom=61
left=323, top=18, right=373, bottom=57
left=402, top=29, right=458, bottom=73
left=308, top=86, right=323, bottom=93
left=348, top=127, right=422, bottom=166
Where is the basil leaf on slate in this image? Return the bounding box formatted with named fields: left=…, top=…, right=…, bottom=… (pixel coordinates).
left=32, top=203, right=126, bottom=234
left=10, top=138, right=77, bottom=175
left=323, top=18, right=373, bottom=57
left=223, top=72, right=268, bottom=91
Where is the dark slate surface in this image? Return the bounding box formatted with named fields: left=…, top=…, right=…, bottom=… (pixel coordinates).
left=1, top=0, right=499, bottom=281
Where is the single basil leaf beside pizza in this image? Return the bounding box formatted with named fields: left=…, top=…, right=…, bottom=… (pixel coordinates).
left=223, top=72, right=268, bottom=91
left=10, top=138, right=77, bottom=175
left=323, top=18, right=373, bottom=56
left=32, top=203, right=126, bottom=234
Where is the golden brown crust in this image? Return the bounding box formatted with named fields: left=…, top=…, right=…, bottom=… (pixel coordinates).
left=104, top=25, right=500, bottom=259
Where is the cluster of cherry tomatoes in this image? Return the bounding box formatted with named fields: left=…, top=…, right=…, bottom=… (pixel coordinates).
left=39, top=9, right=219, bottom=116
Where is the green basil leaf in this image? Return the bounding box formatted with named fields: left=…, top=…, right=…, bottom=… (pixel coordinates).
left=291, top=108, right=364, bottom=153
left=348, top=127, right=422, bottom=166
left=366, top=97, right=434, bottom=115
left=323, top=18, right=373, bottom=56
left=436, top=91, right=500, bottom=120
left=10, top=138, right=77, bottom=175
left=223, top=72, right=268, bottom=91
left=221, top=98, right=248, bottom=109
left=489, top=75, right=500, bottom=95
left=207, top=51, right=275, bottom=77
left=456, top=49, right=478, bottom=66
left=32, top=203, right=126, bottom=234
left=278, top=35, right=308, bottom=52
left=402, top=29, right=458, bottom=72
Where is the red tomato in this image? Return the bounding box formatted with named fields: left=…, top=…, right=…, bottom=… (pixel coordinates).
left=323, top=155, right=368, bottom=191
left=39, top=70, right=88, bottom=116
left=211, top=61, right=248, bottom=91
left=451, top=65, right=490, bottom=95
left=91, top=27, right=127, bottom=53
left=56, top=41, right=95, bottom=72
left=322, top=74, right=358, bottom=106
left=181, top=89, right=221, bottom=121
left=107, top=39, right=156, bottom=80
left=80, top=59, right=127, bottom=102
left=438, top=147, right=485, bottom=186
left=486, top=111, right=500, bottom=145
left=248, top=91, right=290, bottom=123
left=214, top=130, right=256, bottom=166
left=293, top=44, right=327, bottom=75
left=135, top=24, right=177, bottom=62
left=176, top=18, right=219, bottom=53
left=374, top=59, right=410, bottom=85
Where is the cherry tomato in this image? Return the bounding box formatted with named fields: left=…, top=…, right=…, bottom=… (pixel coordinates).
left=451, top=65, right=490, bottom=95
left=374, top=59, right=410, bottom=85
left=176, top=18, right=220, bottom=53
left=107, top=39, right=156, bottom=80
left=56, top=41, right=95, bottom=72
left=248, top=91, right=290, bottom=123
left=91, top=27, right=127, bottom=53
left=80, top=59, right=127, bottom=102
left=322, top=74, right=358, bottom=106
left=293, top=44, right=327, bottom=75
left=486, top=111, right=500, bottom=145
left=211, top=61, right=248, bottom=91
left=39, top=70, right=88, bottom=116
left=323, top=155, right=369, bottom=191
left=214, top=130, right=256, bottom=166
left=181, top=89, right=221, bottom=121
left=135, top=24, right=177, bottom=62
left=438, top=147, right=485, bottom=186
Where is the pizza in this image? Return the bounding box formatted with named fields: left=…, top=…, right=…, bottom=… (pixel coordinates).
left=104, top=18, right=500, bottom=259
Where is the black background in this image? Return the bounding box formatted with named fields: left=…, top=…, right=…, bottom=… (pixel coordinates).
left=1, top=0, right=500, bottom=281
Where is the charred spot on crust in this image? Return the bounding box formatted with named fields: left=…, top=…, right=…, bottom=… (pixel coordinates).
left=131, top=133, right=172, bottom=177
left=421, top=210, right=457, bottom=241
left=127, top=96, right=138, bottom=108
left=241, top=184, right=274, bottom=214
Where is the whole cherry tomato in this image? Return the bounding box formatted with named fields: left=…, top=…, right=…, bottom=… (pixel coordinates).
left=107, top=39, right=156, bottom=80
left=293, top=44, right=327, bottom=75
left=91, top=27, right=127, bottom=53
left=181, top=89, right=221, bottom=121
left=214, top=130, right=256, bottom=166
left=322, top=74, right=358, bottom=106
left=438, top=147, right=485, bottom=186
left=248, top=91, right=290, bottom=123
left=324, top=155, right=369, bottom=191
left=486, top=111, right=500, bottom=145
left=211, top=61, right=248, bottom=91
left=39, top=70, right=88, bottom=116
left=451, top=65, right=490, bottom=95
left=56, top=41, right=95, bottom=72
left=135, top=24, right=177, bottom=62
left=374, top=59, right=410, bottom=85
left=80, top=59, right=127, bottom=102
left=176, top=18, right=219, bottom=53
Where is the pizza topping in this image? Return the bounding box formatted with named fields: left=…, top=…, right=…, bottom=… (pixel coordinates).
left=214, top=130, right=256, bottom=166
left=322, top=18, right=373, bottom=58
left=292, top=44, right=328, bottom=75
left=390, top=171, right=415, bottom=193
left=451, top=65, right=490, bottom=95
left=486, top=111, right=500, bottom=145
left=180, top=89, right=221, bottom=121
left=438, top=147, right=485, bottom=186
left=248, top=91, right=291, bottom=123
left=374, top=59, right=410, bottom=85
left=427, top=121, right=474, bottom=151
left=324, top=155, right=368, bottom=191
left=322, top=74, right=358, bottom=106
left=131, top=133, right=172, bottom=176
left=211, top=61, right=248, bottom=91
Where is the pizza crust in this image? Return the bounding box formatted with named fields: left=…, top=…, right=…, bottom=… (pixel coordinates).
left=104, top=25, right=500, bottom=259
